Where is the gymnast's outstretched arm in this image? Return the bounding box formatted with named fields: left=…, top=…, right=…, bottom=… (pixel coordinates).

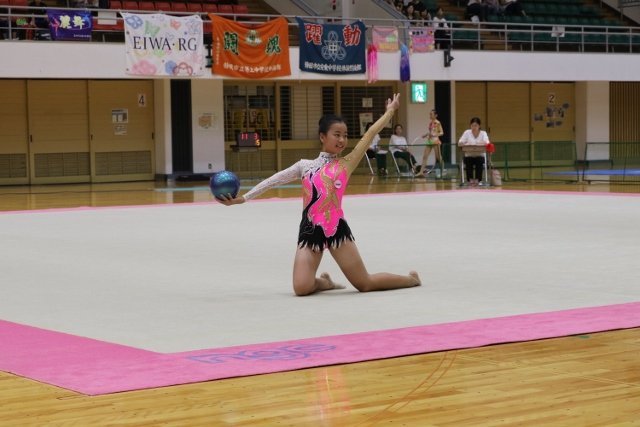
left=217, top=162, right=303, bottom=205
left=342, top=93, right=400, bottom=176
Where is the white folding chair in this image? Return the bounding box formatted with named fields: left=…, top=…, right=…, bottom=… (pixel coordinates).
left=389, top=148, right=415, bottom=177
left=364, top=153, right=375, bottom=175
left=459, top=149, right=489, bottom=186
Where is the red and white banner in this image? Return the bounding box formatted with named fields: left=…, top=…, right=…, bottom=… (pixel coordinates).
left=210, top=15, right=291, bottom=79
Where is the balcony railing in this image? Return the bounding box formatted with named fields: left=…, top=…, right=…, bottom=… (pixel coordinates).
left=1, top=5, right=639, bottom=53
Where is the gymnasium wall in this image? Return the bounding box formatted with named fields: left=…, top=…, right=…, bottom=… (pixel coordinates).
left=2, top=41, right=640, bottom=82
left=1, top=41, right=639, bottom=184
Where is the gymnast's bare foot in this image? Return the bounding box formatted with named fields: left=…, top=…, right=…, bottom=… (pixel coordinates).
left=409, top=271, right=421, bottom=286
left=320, top=272, right=345, bottom=291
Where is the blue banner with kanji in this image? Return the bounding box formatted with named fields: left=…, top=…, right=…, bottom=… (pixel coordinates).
left=47, top=9, right=92, bottom=41
left=296, top=18, right=366, bottom=75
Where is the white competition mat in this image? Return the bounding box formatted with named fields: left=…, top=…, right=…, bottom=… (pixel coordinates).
left=1, top=191, right=639, bottom=353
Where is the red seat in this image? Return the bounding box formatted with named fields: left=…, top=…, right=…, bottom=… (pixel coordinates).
left=217, top=4, right=232, bottom=14
left=109, top=0, right=122, bottom=9
left=171, top=2, right=187, bottom=13
left=202, top=4, right=217, bottom=14
left=9, top=0, right=28, bottom=13
left=122, top=1, right=138, bottom=10
left=233, top=4, right=249, bottom=15
left=154, top=1, right=171, bottom=11
left=186, top=2, right=202, bottom=13
left=137, top=1, right=154, bottom=11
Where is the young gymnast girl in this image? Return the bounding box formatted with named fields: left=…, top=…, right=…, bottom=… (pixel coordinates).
left=415, top=109, right=444, bottom=177
left=219, top=93, right=421, bottom=296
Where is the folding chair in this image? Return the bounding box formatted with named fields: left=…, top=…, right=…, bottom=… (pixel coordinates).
left=364, top=149, right=391, bottom=175
left=390, top=149, right=416, bottom=178
left=364, top=153, right=375, bottom=175
left=459, top=149, right=489, bottom=187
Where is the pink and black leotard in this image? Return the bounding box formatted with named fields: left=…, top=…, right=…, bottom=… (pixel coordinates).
left=242, top=108, right=395, bottom=252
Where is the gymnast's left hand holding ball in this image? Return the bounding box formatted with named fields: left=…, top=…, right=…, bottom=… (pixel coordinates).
left=210, top=170, right=245, bottom=205
left=217, top=194, right=245, bottom=205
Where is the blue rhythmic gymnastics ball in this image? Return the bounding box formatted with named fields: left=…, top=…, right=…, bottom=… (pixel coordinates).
left=209, top=170, right=240, bottom=200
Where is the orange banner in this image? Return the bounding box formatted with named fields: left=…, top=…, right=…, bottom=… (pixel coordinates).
left=209, top=15, right=291, bottom=79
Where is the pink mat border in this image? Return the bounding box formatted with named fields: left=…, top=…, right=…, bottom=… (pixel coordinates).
left=2, top=302, right=639, bottom=395
left=2, top=193, right=639, bottom=394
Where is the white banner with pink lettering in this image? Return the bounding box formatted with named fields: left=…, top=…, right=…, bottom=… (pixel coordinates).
left=123, top=13, right=205, bottom=76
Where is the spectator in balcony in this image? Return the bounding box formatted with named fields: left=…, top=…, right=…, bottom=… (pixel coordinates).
left=466, top=0, right=487, bottom=22
left=0, top=6, right=9, bottom=40
left=409, top=0, right=427, bottom=19
left=502, top=0, right=526, bottom=17
left=403, top=4, right=417, bottom=22
left=74, top=0, right=99, bottom=7
left=433, top=7, right=450, bottom=49
left=28, top=0, right=49, bottom=40
left=485, top=0, right=502, bottom=16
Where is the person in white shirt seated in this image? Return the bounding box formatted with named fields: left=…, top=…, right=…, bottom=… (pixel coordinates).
left=458, top=117, right=490, bottom=186
left=364, top=122, right=389, bottom=175
left=389, top=124, right=418, bottom=174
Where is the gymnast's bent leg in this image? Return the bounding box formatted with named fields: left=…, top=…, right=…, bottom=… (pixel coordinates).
left=292, top=246, right=343, bottom=296
left=329, top=240, right=420, bottom=292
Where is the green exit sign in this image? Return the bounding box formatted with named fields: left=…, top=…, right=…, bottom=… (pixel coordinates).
left=411, top=82, right=427, bottom=104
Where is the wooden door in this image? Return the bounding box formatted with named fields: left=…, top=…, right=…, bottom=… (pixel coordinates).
left=27, top=80, right=90, bottom=184
left=88, top=80, right=155, bottom=182
left=0, top=80, right=29, bottom=185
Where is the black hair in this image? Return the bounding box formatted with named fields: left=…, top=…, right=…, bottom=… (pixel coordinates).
left=318, top=114, right=346, bottom=135
left=365, top=121, right=374, bottom=131
left=470, top=117, right=481, bottom=126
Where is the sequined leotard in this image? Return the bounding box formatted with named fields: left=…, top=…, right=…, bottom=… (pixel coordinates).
left=242, top=108, right=395, bottom=252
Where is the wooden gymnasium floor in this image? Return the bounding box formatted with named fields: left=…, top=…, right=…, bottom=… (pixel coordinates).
left=1, top=175, right=639, bottom=426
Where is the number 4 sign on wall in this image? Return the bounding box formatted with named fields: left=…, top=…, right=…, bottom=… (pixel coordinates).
left=138, top=93, right=147, bottom=107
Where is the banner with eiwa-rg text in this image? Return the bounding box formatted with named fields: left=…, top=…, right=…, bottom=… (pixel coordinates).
left=123, top=13, right=205, bottom=76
